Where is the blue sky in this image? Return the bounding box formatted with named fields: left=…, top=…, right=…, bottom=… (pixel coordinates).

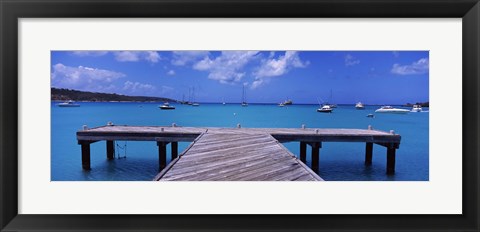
left=51, top=51, right=429, bottom=104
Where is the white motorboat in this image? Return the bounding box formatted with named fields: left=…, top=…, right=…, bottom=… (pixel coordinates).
left=57, top=100, right=80, bottom=107
left=355, top=102, right=365, bottom=109
left=411, top=104, right=422, bottom=112
left=279, top=103, right=285, bottom=107
left=375, top=106, right=409, bottom=114
left=159, top=102, right=175, bottom=110
left=317, top=105, right=333, bottom=113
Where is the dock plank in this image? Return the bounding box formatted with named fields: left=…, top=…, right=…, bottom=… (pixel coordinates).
left=156, top=133, right=323, bottom=181
left=77, top=125, right=401, bottom=180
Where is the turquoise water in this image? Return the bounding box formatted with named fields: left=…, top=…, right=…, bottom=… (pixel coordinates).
left=51, top=102, right=429, bottom=181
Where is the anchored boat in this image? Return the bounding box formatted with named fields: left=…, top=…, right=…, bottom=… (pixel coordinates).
left=355, top=102, right=365, bottom=109
left=375, top=106, right=409, bottom=114
left=57, top=100, right=80, bottom=107
left=411, top=104, right=422, bottom=112
left=317, top=105, right=333, bottom=113
left=159, top=102, right=175, bottom=110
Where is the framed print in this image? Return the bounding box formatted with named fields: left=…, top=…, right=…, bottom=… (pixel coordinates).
left=1, top=0, right=479, bottom=231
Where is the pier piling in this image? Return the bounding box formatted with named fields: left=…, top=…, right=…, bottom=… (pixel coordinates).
left=106, top=140, right=115, bottom=160
left=300, top=142, right=307, bottom=163
left=171, top=142, right=178, bottom=159
left=80, top=141, right=91, bottom=170
left=310, top=142, right=321, bottom=173
left=157, top=142, right=167, bottom=170
left=365, top=142, right=373, bottom=165
left=386, top=147, right=396, bottom=175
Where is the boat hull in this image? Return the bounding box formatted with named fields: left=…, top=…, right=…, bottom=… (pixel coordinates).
left=317, top=109, right=333, bottom=113
left=58, top=104, right=80, bottom=107
left=375, top=110, right=409, bottom=114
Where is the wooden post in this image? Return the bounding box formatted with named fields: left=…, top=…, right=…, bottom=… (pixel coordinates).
left=80, top=141, right=91, bottom=170
left=386, top=147, right=396, bottom=175
left=300, top=142, right=306, bottom=163
left=106, top=140, right=115, bottom=160
left=365, top=142, right=373, bottom=165
left=311, top=142, right=321, bottom=173
left=157, top=142, right=167, bottom=170
left=171, top=142, right=178, bottom=160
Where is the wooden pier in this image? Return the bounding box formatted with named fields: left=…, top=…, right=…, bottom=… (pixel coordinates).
left=76, top=125, right=401, bottom=180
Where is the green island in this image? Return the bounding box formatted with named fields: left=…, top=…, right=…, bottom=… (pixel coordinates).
left=51, top=88, right=175, bottom=102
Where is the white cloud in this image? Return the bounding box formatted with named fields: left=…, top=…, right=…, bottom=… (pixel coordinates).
left=255, top=51, right=308, bottom=78
left=167, top=70, right=176, bottom=76
left=251, top=79, right=264, bottom=89
left=123, top=81, right=156, bottom=94
left=71, top=51, right=108, bottom=57
left=51, top=63, right=125, bottom=92
left=193, top=51, right=260, bottom=84
left=251, top=51, right=309, bottom=89
left=172, top=51, right=210, bottom=66
left=391, top=58, right=429, bottom=75
left=345, top=54, right=360, bottom=66
left=144, top=51, right=161, bottom=63
left=113, top=51, right=161, bottom=63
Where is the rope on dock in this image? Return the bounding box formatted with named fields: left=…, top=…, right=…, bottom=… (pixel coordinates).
left=116, top=141, right=127, bottom=159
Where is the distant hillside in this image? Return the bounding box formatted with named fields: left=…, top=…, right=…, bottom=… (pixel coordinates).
left=404, top=102, right=429, bottom=107
left=51, top=88, right=176, bottom=102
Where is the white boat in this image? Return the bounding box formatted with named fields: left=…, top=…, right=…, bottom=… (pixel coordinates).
left=317, top=105, right=333, bottom=113
left=190, top=87, right=200, bottom=106
left=355, top=102, right=365, bottom=109
left=159, top=102, right=175, bottom=110
left=57, top=100, right=80, bottom=107
left=241, top=85, right=248, bottom=107
left=324, top=90, right=337, bottom=108
left=411, top=104, right=422, bottom=112
left=279, top=103, right=285, bottom=107
left=375, top=106, right=409, bottom=114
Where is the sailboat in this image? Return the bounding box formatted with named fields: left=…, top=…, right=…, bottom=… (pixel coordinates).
left=241, top=85, right=248, bottom=107
left=191, top=87, right=200, bottom=106
left=180, top=94, right=188, bottom=104
left=324, top=89, right=337, bottom=108
left=316, top=98, right=333, bottom=113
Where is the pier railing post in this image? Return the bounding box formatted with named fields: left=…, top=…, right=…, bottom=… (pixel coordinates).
left=386, top=145, right=396, bottom=175
left=106, top=140, right=115, bottom=160
left=300, top=142, right=306, bottom=163
left=311, top=142, right=321, bottom=173
left=80, top=141, right=91, bottom=170
left=157, top=142, right=167, bottom=171
left=171, top=142, right=178, bottom=160
left=365, top=142, right=373, bottom=165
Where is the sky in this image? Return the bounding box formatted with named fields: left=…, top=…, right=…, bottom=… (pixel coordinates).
left=51, top=51, right=429, bottom=104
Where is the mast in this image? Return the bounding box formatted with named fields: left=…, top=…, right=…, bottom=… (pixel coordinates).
left=241, top=84, right=248, bottom=106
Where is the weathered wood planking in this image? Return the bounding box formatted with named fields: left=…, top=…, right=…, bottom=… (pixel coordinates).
left=77, top=125, right=401, bottom=176
left=154, top=133, right=323, bottom=181
left=77, top=125, right=400, bottom=144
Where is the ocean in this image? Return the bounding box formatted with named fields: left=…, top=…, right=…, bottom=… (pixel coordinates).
left=51, top=102, right=429, bottom=181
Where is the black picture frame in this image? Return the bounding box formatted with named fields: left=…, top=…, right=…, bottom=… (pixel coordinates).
left=1, top=0, right=479, bottom=231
